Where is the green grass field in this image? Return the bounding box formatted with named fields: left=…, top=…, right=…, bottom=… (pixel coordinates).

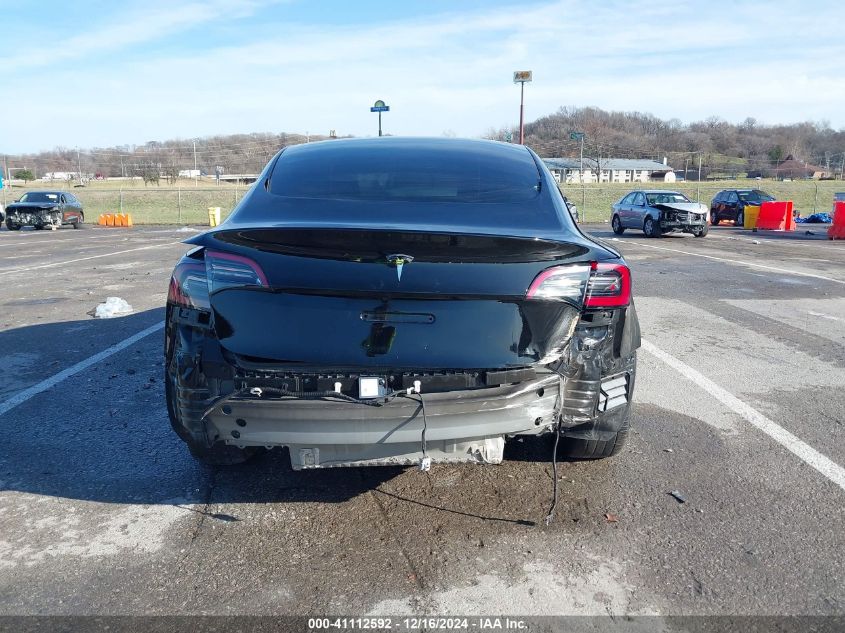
left=1, top=176, right=841, bottom=225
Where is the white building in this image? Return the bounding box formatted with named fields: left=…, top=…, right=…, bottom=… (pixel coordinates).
left=41, top=172, right=72, bottom=181
left=543, top=158, right=675, bottom=184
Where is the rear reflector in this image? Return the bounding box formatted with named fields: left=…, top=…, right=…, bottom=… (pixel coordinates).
left=205, top=250, right=268, bottom=294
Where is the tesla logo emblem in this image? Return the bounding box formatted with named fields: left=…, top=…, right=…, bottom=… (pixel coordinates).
left=386, top=254, right=414, bottom=281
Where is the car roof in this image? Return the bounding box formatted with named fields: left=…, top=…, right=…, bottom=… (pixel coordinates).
left=633, top=190, right=684, bottom=195
left=278, top=136, right=538, bottom=165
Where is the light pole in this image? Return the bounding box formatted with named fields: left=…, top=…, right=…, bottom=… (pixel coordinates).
left=370, top=100, right=390, bottom=137
left=193, top=140, right=198, bottom=187
left=513, top=71, right=532, bottom=144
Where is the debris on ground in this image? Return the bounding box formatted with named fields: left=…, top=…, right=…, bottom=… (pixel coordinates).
left=605, top=513, right=619, bottom=523
left=664, top=448, right=674, bottom=453
left=669, top=490, right=687, bottom=504
left=93, top=297, right=133, bottom=319
left=752, top=240, right=761, bottom=244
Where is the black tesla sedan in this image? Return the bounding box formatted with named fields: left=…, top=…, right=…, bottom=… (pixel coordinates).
left=165, top=137, right=640, bottom=469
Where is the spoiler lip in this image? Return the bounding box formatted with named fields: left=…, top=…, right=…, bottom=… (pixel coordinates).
left=181, top=222, right=608, bottom=259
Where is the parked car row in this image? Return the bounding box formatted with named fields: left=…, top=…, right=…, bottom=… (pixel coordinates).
left=606, top=188, right=777, bottom=237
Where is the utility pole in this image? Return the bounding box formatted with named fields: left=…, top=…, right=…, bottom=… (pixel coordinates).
left=697, top=152, right=703, bottom=202
left=840, top=153, right=845, bottom=181
left=193, top=140, right=198, bottom=187
left=2, top=155, right=7, bottom=207
left=77, top=149, right=82, bottom=181
left=579, top=135, right=584, bottom=183
left=513, top=71, right=532, bottom=145
left=568, top=131, right=587, bottom=214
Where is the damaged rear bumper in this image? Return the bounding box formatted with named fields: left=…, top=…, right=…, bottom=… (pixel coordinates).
left=204, top=376, right=561, bottom=469
left=166, top=300, right=640, bottom=469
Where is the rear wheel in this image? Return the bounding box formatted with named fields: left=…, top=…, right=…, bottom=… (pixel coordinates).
left=736, top=209, right=744, bottom=226
left=643, top=216, right=660, bottom=238
left=165, top=315, right=260, bottom=467
left=611, top=215, right=625, bottom=235
left=73, top=213, right=84, bottom=229
left=710, top=211, right=719, bottom=226
left=558, top=417, right=630, bottom=460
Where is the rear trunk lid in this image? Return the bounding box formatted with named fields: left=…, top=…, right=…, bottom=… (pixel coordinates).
left=189, top=227, right=594, bottom=370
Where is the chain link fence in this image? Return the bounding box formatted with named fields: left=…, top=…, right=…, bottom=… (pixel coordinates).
left=2, top=180, right=841, bottom=226
left=0, top=184, right=249, bottom=225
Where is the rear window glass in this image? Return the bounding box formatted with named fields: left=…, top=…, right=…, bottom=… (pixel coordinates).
left=270, top=142, right=541, bottom=203
left=738, top=190, right=774, bottom=202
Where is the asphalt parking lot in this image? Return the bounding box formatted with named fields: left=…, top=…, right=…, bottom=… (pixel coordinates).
left=0, top=223, right=843, bottom=621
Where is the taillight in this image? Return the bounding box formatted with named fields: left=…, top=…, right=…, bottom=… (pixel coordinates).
left=585, top=262, right=631, bottom=308
left=526, top=264, right=591, bottom=303
left=526, top=261, right=631, bottom=308
left=167, top=260, right=209, bottom=310
left=205, top=250, right=268, bottom=295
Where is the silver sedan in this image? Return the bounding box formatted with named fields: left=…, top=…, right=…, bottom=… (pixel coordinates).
left=611, top=190, right=708, bottom=238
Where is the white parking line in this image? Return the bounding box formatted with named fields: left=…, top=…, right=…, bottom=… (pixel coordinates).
left=0, top=242, right=182, bottom=276
left=642, top=338, right=845, bottom=493
left=625, top=241, right=845, bottom=285
left=0, top=322, right=164, bottom=418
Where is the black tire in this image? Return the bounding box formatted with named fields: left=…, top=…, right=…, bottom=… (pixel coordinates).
left=5, top=221, right=20, bottom=231
left=710, top=211, right=719, bottom=226
left=73, top=215, right=83, bottom=229
left=33, top=224, right=44, bottom=230
left=643, top=216, right=660, bottom=238
left=558, top=417, right=630, bottom=460
left=611, top=215, right=625, bottom=235
left=165, top=311, right=260, bottom=467
left=736, top=209, right=744, bottom=226
left=693, top=224, right=709, bottom=237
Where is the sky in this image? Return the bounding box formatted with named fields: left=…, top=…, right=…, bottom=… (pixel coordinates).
left=1, top=0, right=844, bottom=153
